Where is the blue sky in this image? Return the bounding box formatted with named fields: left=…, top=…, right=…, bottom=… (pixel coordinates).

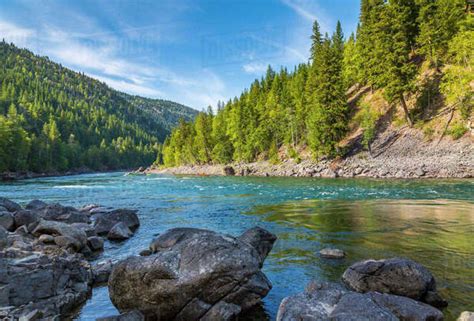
left=0, top=0, right=360, bottom=110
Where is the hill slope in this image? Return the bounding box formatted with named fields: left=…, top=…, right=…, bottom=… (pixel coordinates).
left=0, top=41, right=197, bottom=174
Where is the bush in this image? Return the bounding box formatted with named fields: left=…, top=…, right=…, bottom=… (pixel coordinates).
left=448, top=121, right=468, bottom=140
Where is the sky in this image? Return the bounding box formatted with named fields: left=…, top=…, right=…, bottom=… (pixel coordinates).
left=0, top=0, right=360, bottom=110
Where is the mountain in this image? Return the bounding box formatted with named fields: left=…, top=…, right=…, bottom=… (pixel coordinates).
left=0, top=41, right=198, bottom=173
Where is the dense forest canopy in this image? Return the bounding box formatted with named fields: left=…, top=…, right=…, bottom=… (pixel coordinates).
left=161, top=0, right=473, bottom=167
left=0, top=42, right=197, bottom=173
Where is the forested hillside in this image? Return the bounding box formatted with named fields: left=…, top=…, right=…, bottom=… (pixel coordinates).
left=161, top=0, right=473, bottom=167
left=0, top=41, right=197, bottom=173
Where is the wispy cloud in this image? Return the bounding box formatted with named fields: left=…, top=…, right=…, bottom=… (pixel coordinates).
left=0, top=20, right=35, bottom=47
left=242, top=62, right=268, bottom=74
left=280, top=0, right=332, bottom=33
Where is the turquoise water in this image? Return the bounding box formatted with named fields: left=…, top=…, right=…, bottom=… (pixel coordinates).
left=1, top=173, right=473, bottom=320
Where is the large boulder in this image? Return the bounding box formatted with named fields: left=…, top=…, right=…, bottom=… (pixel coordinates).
left=109, top=227, right=276, bottom=320
left=39, top=203, right=90, bottom=224
left=0, top=198, right=22, bottom=212
left=342, top=257, right=446, bottom=307
left=13, top=210, right=40, bottom=229
left=25, top=200, right=48, bottom=211
left=107, top=222, right=133, bottom=240
left=94, top=209, right=139, bottom=235
left=32, top=220, right=87, bottom=251
left=0, top=211, right=14, bottom=231
left=0, top=252, right=93, bottom=319
left=277, top=281, right=444, bottom=321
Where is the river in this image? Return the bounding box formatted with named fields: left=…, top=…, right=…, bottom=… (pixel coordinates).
left=1, top=172, right=473, bottom=320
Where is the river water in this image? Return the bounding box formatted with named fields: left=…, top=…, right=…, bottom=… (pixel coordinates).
left=1, top=173, right=473, bottom=320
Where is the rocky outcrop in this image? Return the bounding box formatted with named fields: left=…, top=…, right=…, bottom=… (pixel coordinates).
left=458, top=312, right=474, bottom=321
left=0, top=198, right=140, bottom=319
left=109, top=227, right=276, bottom=320
left=342, top=257, right=447, bottom=308
left=277, top=281, right=444, bottom=321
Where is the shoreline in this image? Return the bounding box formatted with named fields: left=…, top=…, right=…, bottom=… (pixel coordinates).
left=148, top=128, right=474, bottom=179
left=0, top=168, right=130, bottom=182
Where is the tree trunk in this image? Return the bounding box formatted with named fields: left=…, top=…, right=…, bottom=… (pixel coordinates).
left=400, top=95, right=413, bottom=127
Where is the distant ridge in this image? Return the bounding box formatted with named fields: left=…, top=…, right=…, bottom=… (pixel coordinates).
left=0, top=41, right=198, bottom=174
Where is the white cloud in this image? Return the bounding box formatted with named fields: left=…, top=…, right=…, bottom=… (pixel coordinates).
left=242, top=62, right=268, bottom=74
left=0, top=20, right=35, bottom=47
left=280, top=0, right=332, bottom=33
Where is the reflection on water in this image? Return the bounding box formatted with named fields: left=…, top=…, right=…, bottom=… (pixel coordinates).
left=0, top=174, right=472, bottom=320
left=250, top=199, right=474, bottom=321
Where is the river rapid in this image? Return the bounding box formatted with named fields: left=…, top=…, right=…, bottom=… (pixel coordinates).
left=1, top=173, right=472, bottom=320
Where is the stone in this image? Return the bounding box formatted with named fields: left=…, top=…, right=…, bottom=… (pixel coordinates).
left=109, top=227, right=276, bottom=320
left=39, top=204, right=90, bottom=224
left=33, top=220, right=87, bottom=251
left=1, top=252, right=92, bottom=319
left=139, top=249, right=151, bottom=256
left=319, top=248, right=345, bottom=259
left=415, top=168, right=426, bottom=177
left=94, top=209, right=139, bottom=236
left=223, top=166, right=235, bottom=176
left=87, top=236, right=104, bottom=251
left=0, top=226, right=8, bottom=249
left=92, top=260, right=115, bottom=284
left=107, top=222, right=132, bottom=240
left=96, top=310, right=145, bottom=321
left=0, top=211, right=14, bottom=231
left=0, top=197, right=22, bottom=212
left=200, top=301, right=241, bottom=321
left=458, top=312, right=474, bottom=321
left=13, top=210, right=39, bottom=229
left=72, top=223, right=97, bottom=237
left=342, top=257, right=444, bottom=306
left=277, top=281, right=443, bottom=321
left=38, top=234, right=55, bottom=244
left=25, top=200, right=47, bottom=211
left=19, top=309, right=43, bottom=321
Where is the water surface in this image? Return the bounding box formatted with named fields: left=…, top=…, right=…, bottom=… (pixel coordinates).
left=1, top=173, right=473, bottom=320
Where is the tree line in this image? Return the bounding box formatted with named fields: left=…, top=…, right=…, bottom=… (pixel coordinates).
left=161, top=0, right=472, bottom=167
left=0, top=41, right=196, bottom=173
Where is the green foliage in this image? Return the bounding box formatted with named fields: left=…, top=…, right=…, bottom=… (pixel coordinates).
left=448, top=121, right=468, bottom=139
left=0, top=41, right=196, bottom=173
left=440, top=24, right=474, bottom=120
left=161, top=0, right=470, bottom=166
left=357, top=103, right=379, bottom=150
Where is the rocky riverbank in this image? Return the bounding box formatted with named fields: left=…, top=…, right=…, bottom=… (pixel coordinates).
left=0, top=197, right=140, bottom=319
left=148, top=126, right=474, bottom=179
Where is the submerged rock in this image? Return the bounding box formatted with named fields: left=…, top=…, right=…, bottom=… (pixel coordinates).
left=319, top=248, right=345, bottom=259
left=277, top=281, right=443, bottom=321
left=342, top=257, right=446, bottom=307
left=108, top=226, right=276, bottom=320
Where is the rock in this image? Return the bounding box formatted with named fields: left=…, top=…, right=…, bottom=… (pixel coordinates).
left=277, top=281, right=443, bottom=321
left=92, top=260, right=115, bottom=284
left=13, top=210, right=39, bottom=229
left=0, top=197, right=22, bottom=212
left=415, top=168, right=426, bottom=177
left=424, top=290, right=448, bottom=308
left=0, top=211, right=14, bottom=231
left=25, top=200, right=47, bottom=211
left=109, top=227, right=276, bottom=320
left=38, top=234, right=55, bottom=244
left=319, top=248, right=345, bottom=259
left=94, top=209, right=139, bottom=236
left=223, top=166, right=235, bottom=176
left=458, top=312, right=474, bottom=321
left=107, top=222, right=132, bottom=240
left=237, top=226, right=277, bottom=265
left=87, top=236, right=104, bottom=251
left=0, top=226, right=8, bottom=249
left=39, top=203, right=90, bottom=224
left=33, top=220, right=87, bottom=251
left=139, top=249, right=151, bottom=256
left=71, top=223, right=97, bottom=237
left=342, top=257, right=445, bottom=307
left=54, top=235, right=79, bottom=249
left=96, top=310, right=145, bottom=321
left=19, top=309, right=43, bottom=321
left=79, top=204, right=101, bottom=213
left=0, top=252, right=92, bottom=319
left=200, top=301, right=241, bottom=321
